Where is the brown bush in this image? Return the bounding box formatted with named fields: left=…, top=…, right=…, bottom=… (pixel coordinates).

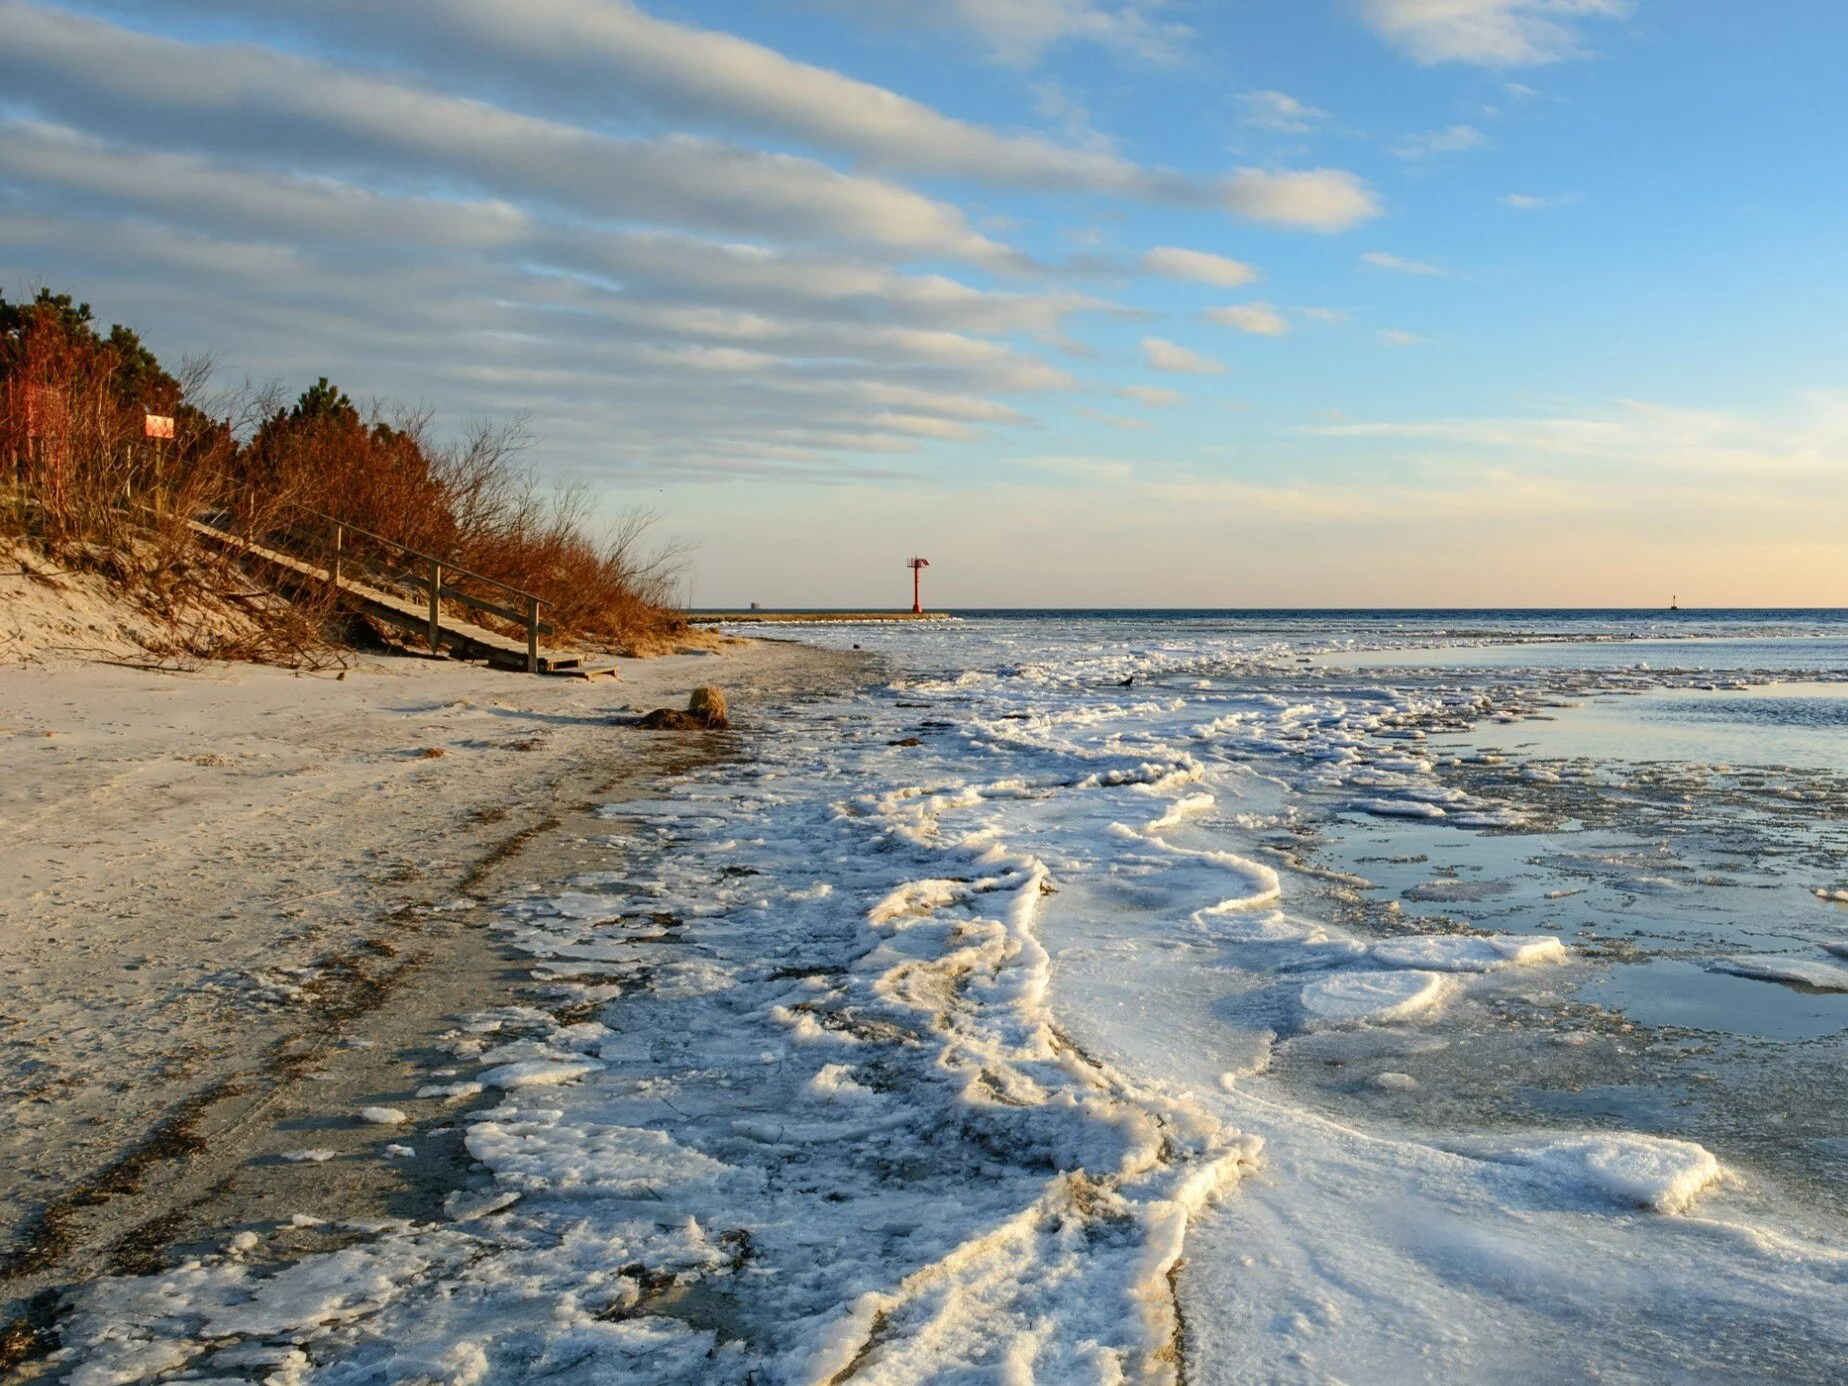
left=1, top=289, right=684, bottom=659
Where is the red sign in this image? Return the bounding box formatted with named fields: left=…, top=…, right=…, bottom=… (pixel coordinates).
left=144, top=414, right=176, bottom=440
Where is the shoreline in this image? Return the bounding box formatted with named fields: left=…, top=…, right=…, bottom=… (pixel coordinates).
left=0, top=637, right=877, bottom=1354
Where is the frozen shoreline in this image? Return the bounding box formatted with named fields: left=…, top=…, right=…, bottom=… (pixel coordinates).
left=0, top=634, right=871, bottom=1346
left=14, top=609, right=1848, bottom=1382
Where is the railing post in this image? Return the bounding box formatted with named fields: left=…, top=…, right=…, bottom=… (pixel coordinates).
left=428, top=558, right=442, bottom=653
left=526, top=596, right=540, bottom=674
left=330, top=521, right=343, bottom=594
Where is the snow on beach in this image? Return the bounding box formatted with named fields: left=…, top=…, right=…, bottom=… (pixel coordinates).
left=33, top=613, right=1848, bottom=1381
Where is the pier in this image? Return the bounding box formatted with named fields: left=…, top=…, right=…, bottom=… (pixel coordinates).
left=685, top=609, right=951, bottom=625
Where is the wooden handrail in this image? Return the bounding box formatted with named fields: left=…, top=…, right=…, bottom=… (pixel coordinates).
left=272, top=522, right=556, bottom=635
left=184, top=501, right=557, bottom=673
left=283, top=503, right=547, bottom=609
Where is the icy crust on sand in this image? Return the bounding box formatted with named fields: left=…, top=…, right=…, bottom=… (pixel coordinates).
left=53, top=749, right=1263, bottom=1383
left=49, top=619, right=1846, bottom=1384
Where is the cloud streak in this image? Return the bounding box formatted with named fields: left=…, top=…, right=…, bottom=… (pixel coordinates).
left=1143, top=246, right=1261, bottom=288
left=1142, top=337, right=1226, bottom=374
left=74, top=0, right=1375, bottom=229
left=1363, top=251, right=1450, bottom=276
left=1361, top=0, right=1630, bottom=67
left=1205, top=303, right=1289, bottom=336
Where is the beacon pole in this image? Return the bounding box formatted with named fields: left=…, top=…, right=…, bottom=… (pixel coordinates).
left=907, top=556, right=930, bottom=615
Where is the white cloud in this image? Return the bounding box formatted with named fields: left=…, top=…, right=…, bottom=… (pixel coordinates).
left=1360, top=0, right=1630, bottom=67
left=1379, top=329, right=1425, bottom=346
left=0, top=5, right=1021, bottom=266
left=1239, top=90, right=1332, bottom=133
left=3, top=2, right=1380, bottom=235
left=1143, top=246, right=1261, bottom=288
left=258, top=0, right=1157, bottom=190
left=830, top=0, right=1191, bottom=64
left=1142, top=337, right=1225, bottom=375
left=1304, top=395, right=1848, bottom=480
left=1299, top=307, right=1351, bottom=323
left=1502, top=192, right=1579, bottom=210
left=1205, top=303, right=1289, bottom=337
left=1391, top=124, right=1487, bottom=158
left=1222, top=168, right=1381, bottom=232
left=1077, top=407, right=1155, bottom=431
left=1363, top=251, right=1450, bottom=277
left=1116, top=385, right=1186, bottom=407
left=1009, top=454, right=1136, bottom=483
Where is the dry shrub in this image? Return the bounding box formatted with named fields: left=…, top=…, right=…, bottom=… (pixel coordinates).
left=1, top=289, right=684, bottom=659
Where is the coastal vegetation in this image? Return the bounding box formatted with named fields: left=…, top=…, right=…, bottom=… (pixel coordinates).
left=0, top=289, right=685, bottom=662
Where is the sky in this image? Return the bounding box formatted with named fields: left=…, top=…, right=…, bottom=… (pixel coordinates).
left=3, top=0, right=1847, bottom=608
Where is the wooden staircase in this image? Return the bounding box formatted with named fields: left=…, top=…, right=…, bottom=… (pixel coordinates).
left=188, top=507, right=618, bottom=678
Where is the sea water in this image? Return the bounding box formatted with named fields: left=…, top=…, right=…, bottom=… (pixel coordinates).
left=54, top=611, right=1848, bottom=1384
left=752, top=610, right=1848, bottom=1381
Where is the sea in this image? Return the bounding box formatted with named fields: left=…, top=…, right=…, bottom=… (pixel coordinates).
left=57, top=610, right=1848, bottom=1384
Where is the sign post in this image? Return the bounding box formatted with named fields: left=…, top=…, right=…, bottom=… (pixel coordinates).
left=144, top=414, right=175, bottom=506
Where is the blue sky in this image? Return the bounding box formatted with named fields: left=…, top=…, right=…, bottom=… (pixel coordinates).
left=3, top=1, right=1845, bottom=606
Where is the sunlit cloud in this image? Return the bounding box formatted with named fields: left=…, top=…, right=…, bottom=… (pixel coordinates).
left=1116, top=385, right=1187, bottom=407
left=1205, top=303, right=1290, bottom=336
left=1077, top=407, right=1155, bottom=431
left=1222, top=168, right=1381, bottom=232
left=1239, top=89, right=1332, bottom=133
left=1142, top=337, right=1226, bottom=374
left=1361, top=0, right=1631, bottom=67
left=1143, top=246, right=1261, bottom=288
left=824, top=0, right=1192, bottom=64
left=1391, top=124, right=1488, bottom=158
left=1363, top=251, right=1450, bottom=276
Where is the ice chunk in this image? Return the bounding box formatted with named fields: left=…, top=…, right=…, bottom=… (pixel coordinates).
left=1371, top=935, right=1567, bottom=973
left=1300, top=970, right=1451, bottom=1027
left=1147, top=792, right=1215, bottom=831
left=1195, top=909, right=1366, bottom=960
left=1709, top=955, right=1848, bottom=992
left=1353, top=798, right=1447, bottom=819
left=476, top=1058, right=605, bottom=1089
left=1372, top=1072, right=1419, bottom=1091
left=1511, top=1134, right=1724, bottom=1214
left=416, top=1081, right=485, bottom=1100
left=358, top=1106, right=408, bottom=1125
left=467, top=1118, right=732, bottom=1198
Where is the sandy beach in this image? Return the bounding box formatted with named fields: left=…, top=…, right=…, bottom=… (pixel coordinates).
left=0, top=627, right=872, bottom=1346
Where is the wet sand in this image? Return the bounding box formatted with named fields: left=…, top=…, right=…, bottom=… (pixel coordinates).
left=0, top=639, right=873, bottom=1350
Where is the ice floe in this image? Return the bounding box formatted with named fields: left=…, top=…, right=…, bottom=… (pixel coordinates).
left=1299, top=969, right=1453, bottom=1027
left=1370, top=934, right=1568, bottom=973
left=1710, top=954, right=1848, bottom=992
